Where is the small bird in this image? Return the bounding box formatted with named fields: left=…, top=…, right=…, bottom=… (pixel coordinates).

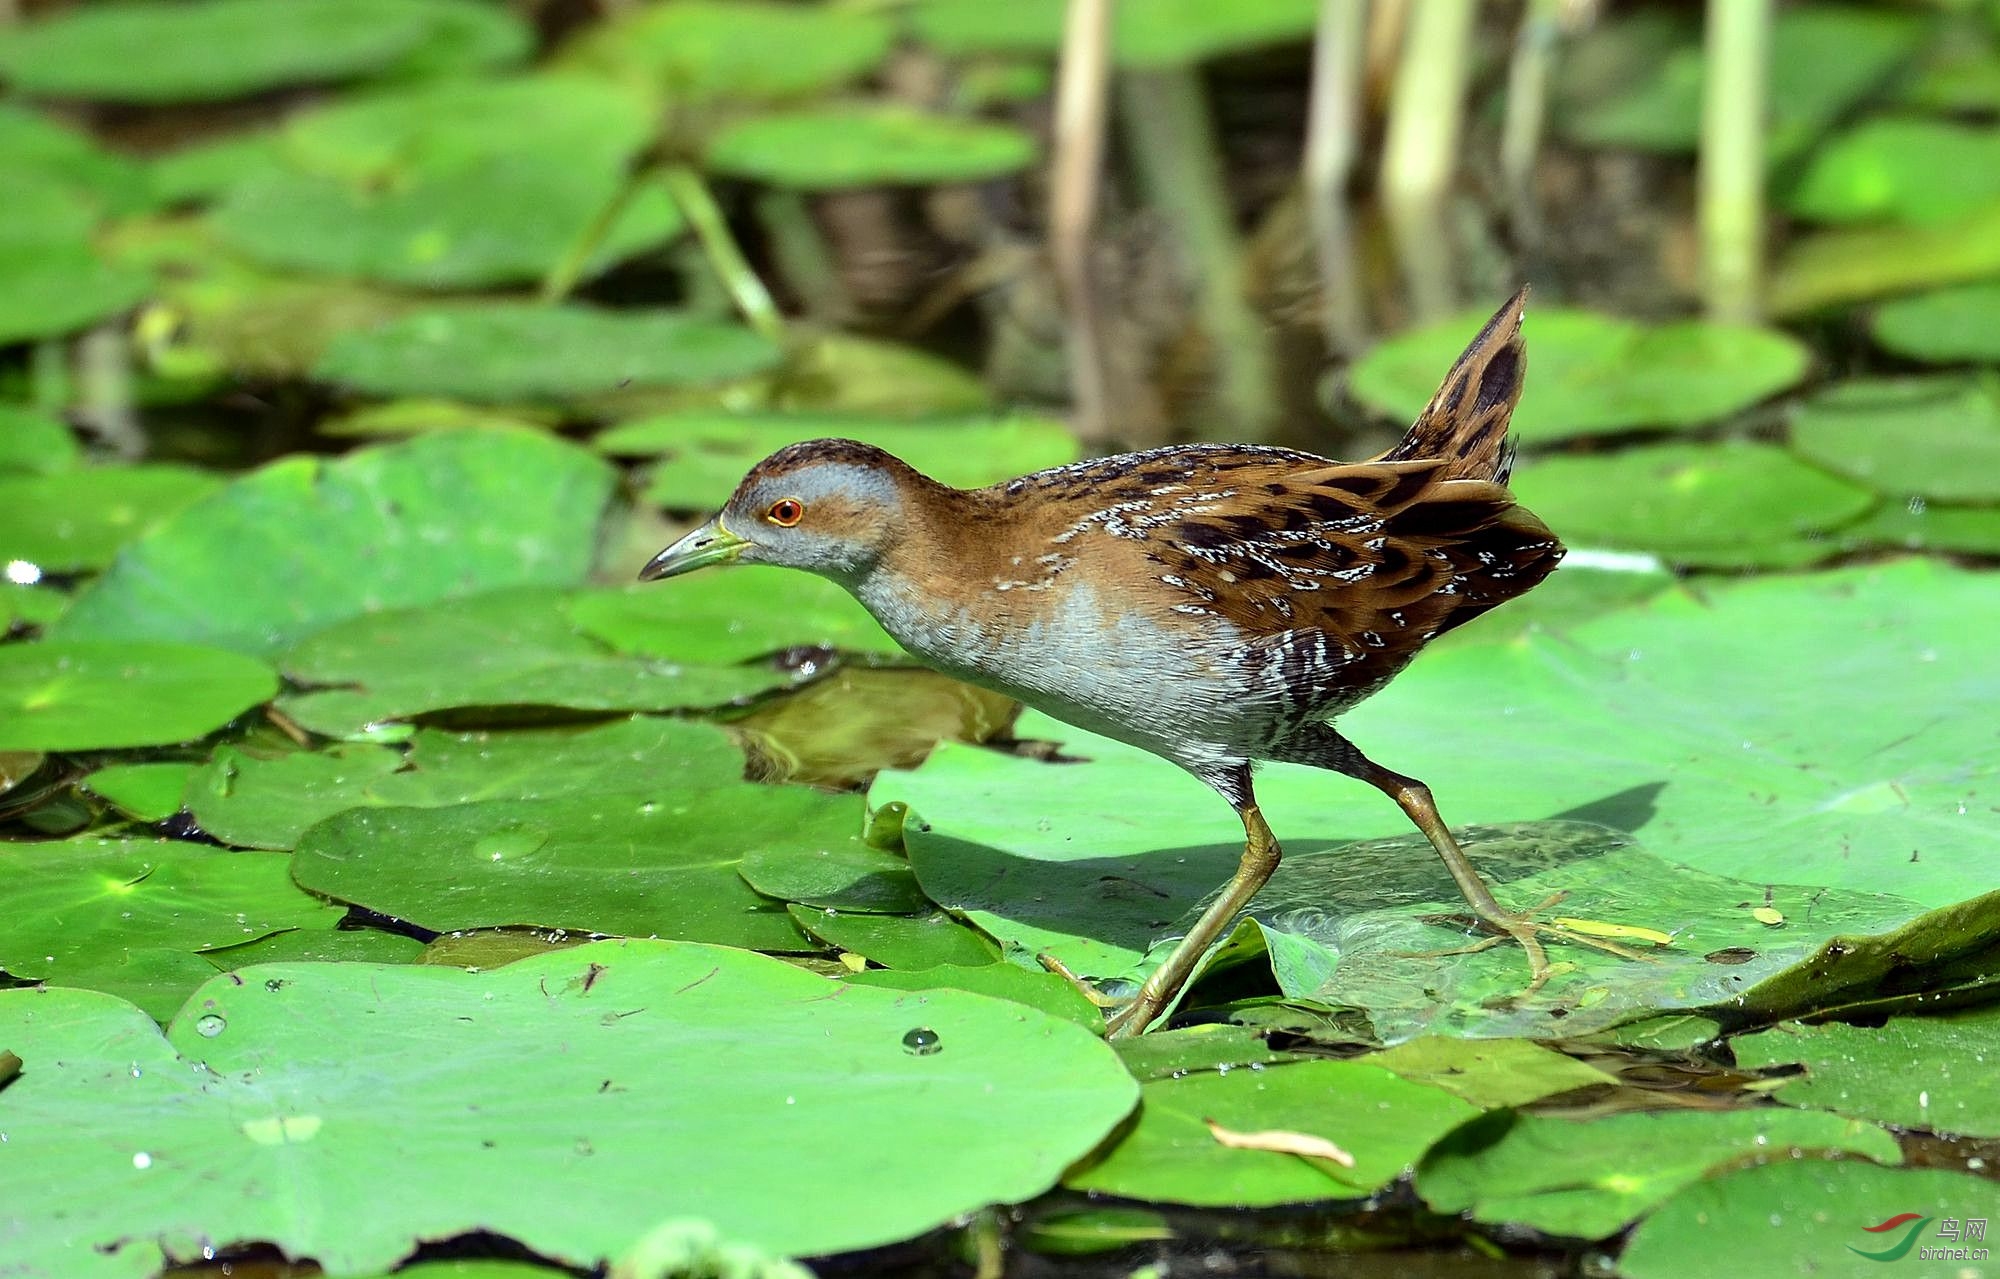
left=643, top=288, right=1583, bottom=1035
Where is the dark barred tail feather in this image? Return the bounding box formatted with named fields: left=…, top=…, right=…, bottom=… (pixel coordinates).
left=1382, top=286, right=1530, bottom=485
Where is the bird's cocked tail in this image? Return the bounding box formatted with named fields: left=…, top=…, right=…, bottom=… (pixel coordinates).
left=1381, top=286, right=1529, bottom=485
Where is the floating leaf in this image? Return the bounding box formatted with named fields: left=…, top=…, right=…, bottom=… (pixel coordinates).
left=81, top=761, right=196, bottom=822
left=318, top=306, right=778, bottom=403
left=0, top=943, right=1137, bottom=1273
left=1786, top=119, right=2000, bottom=227
left=788, top=905, right=1000, bottom=969
left=1840, top=499, right=2000, bottom=556
left=0, top=465, right=219, bottom=572
left=1733, top=1008, right=2000, bottom=1138
left=0, top=102, right=150, bottom=214
left=708, top=105, right=1037, bottom=189
left=0, top=240, right=153, bottom=344
left=570, top=568, right=898, bottom=663
left=846, top=962, right=1104, bottom=1029
left=53, top=430, right=614, bottom=659
left=1349, top=308, right=1808, bottom=442
left=911, top=0, right=1321, bottom=67
left=1367, top=1037, right=1616, bottom=1110
left=1510, top=442, right=1874, bottom=568
left=1772, top=199, right=2000, bottom=316
left=1790, top=377, right=2000, bottom=503
left=0, top=642, right=275, bottom=752
left=0, top=405, right=79, bottom=475
left=1872, top=282, right=2000, bottom=363
left=739, top=844, right=928, bottom=914
left=563, top=1, right=892, bottom=100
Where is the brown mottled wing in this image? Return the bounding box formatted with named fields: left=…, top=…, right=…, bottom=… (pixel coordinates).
left=1379, top=285, right=1529, bottom=483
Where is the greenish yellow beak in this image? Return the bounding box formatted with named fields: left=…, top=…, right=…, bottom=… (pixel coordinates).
left=638, top=515, right=749, bottom=581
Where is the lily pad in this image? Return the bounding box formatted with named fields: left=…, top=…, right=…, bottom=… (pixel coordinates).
left=0, top=942, right=1137, bottom=1273
left=846, top=962, right=1103, bottom=1029
left=0, top=240, right=153, bottom=344
left=562, top=1, right=893, bottom=101
left=1349, top=308, right=1809, bottom=442
left=1367, top=1037, right=1615, bottom=1109
left=911, top=0, right=1322, bottom=68
left=291, top=776, right=870, bottom=950
left=596, top=410, right=1080, bottom=510
left=0, top=104, right=149, bottom=215
left=0, top=465, right=220, bottom=573
left=275, top=587, right=790, bottom=738
left=0, top=405, right=79, bottom=475
left=1872, top=283, right=2000, bottom=363
left=570, top=569, right=899, bottom=663
left=0, top=0, right=527, bottom=103
left=739, top=844, right=928, bottom=914
left=1787, top=118, right=2000, bottom=227
left=787, top=905, right=1000, bottom=969
left=1772, top=199, right=2000, bottom=316
left=1418, top=1109, right=1899, bottom=1241
left=1840, top=499, right=2000, bottom=556
left=317, top=306, right=779, bottom=403
left=0, top=839, right=338, bottom=985
left=1618, top=1160, right=2000, bottom=1278
left=1733, top=1008, right=2000, bottom=1138
left=1067, top=1058, right=1476, bottom=1204
left=0, top=642, right=275, bottom=752
left=53, top=429, right=615, bottom=659
left=190, top=717, right=745, bottom=851
left=1790, top=376, right=2000, bottom=503
left=708, top=105, right=1037, bottom=189
left=81, top=761, right=196, bottom=822
left=1510, top=442, right=1874, bottom=568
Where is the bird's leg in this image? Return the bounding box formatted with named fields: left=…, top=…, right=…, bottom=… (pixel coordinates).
left=1107, top=779, right=1279, bottom=1038
left=1275, top=725, right=1641, bottom=995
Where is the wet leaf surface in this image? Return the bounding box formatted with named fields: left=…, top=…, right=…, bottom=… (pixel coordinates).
left=0, top=642, right=275, bottom=752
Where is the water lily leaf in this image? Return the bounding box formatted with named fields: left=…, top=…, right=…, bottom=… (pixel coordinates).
left=1367, top=1037, right=1615, bottom=1109
left=1790, top=376, right=2000, bottom=503
left=147, top=130, right=288, bottom=207
left=596, top=410, right=1080, bottom=510
left=787, top=905, right=1000, bottom=969
left=317, top=306, right=777, bottom=403
left=292, top=776, right=869, bottom=949
left=190, top=717, right=744, bottom=851
left=0, top=103, right=150, bottom=214
left=81, top=761, right=196, bottom=823
left=0, top=464, right=219, bottom=573
left=0, top=839, right=338, bottom=985
left=708, top=105, right=1037, bottom=189
left=0, top=404, right=79, bottom=475
left=276, top=587, right=790, bottom=739
left=0, top=942, right=1136, bottom=1274
left=0, top=240, right=153, bottom=344
left=570, top=569, right=899, bottom=663
left=562, top=1, right=892, bottom=101
left=1349, top=309, right=1808, bottom=442
left=0, top=642, right=275, bottom=752
left=1840, top=499, right=2000, bottom=556
left=1067, top=1058, right=1475, bottom=1204
left=0, top=0, right=527, bottom=103
left=1772, top=198, right=2000, bottom=316
left=1872, top=282, right=2000, bottom=363
left=53, top=430, right=615, bottom=659
left=1510, top=442, right=1874, bottom=568
left=1787, top=119, right=2000, bottom=227
left=846, top=962, right=1104, bottom=1029
left=1733, top=1007, right=2000, bottom=1138
left=911, top=0, right=1320, bottom=67
left=1418, top=1109, right=1899, bottom=1240
left=1619, top=1160, right=2000, bottom=1279
left=739, top=844, right=927, bottom=914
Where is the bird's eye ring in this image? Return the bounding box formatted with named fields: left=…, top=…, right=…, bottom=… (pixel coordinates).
left=766, top=498, right=805, bottom=527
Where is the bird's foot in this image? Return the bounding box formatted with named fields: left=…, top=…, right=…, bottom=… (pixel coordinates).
left=1035, top=952, right=1127, bottom=1010
left=1036, top=952, right=1168, bottom=1037
left=1406, top=892, right=1664, bottom=996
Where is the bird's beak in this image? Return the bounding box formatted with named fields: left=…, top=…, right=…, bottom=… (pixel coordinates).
left=637, top=516, right=749, bottom=582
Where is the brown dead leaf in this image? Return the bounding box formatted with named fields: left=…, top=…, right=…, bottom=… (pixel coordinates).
left=1202, top=1117, right=1355, bottom=1167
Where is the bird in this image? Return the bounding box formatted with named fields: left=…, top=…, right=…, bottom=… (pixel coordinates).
left=641, top=287, right=1593, bottom=1036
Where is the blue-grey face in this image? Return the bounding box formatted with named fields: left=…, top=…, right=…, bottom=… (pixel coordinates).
left=637, top=440, right=906, bottom=586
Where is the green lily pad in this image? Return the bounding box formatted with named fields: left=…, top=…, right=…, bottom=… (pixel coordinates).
left=570, top=569, right=899, bottom=663
left=0, top=942, right=1136, bottom=1273
left=787, top=905, right=1000, bottom=969
left=1790, top=376, right=2000, bottom=503
left=292, top=773, right=871, bottom=949
left=317, top=306, right=778, bottom=403
left=1840, top=498, right=2000, bottom=556
left=1553, top=6, right=1926, bottom=164
left=1619, top=1160, right=2000, bottom=1278
left=911, top=0, right=1320, bottom=67
left=204, top=924, right=426, bottom=970
left=1510, top=442, right=1874, bottom=568
left=708, top=105, right=1037, bottom=189
left=0, top=0, right=527, bottom=104
left=1787, top=119, right=2000, bottom=228
left=875, top=561, right=2000, bottom=1032
left=147, top=129, right=287, bottom=206
left=1773, top=199, right=2000, bottom=316
left=596, top=410, right=1080, bottom=510
left=190, top=716, right=745, bottom=851
left=0, top=839, right=338, bottom=984
left=1872, top=283, right=2000, bottom=363
left=81, top=761, right=196, bottom=822
left=3, top=581, right=68, bottom=630
left=0, top=642, right=276, bottom=752
left=1349, top=307, right=1809, bottom=442
left=276, top=587, right=789, bottom=738
left=0, top=405, right=79, bottom=475
left=1418, top=1108, right=1899, bottom=1241
left=0, top=464, right=220, bottom=573
left=1068, top=1057, right=1476, bottom=1204
left=0, top=239, right=153, bottom=344
left=53, top=429, right=615, bottom=659
left=1734, top=1010, right=2000, bottom=1138
left=561, top=1, right=892, bottom=101
left=0, top=103, right=150, bottom=214
left=846, top=962, right=1104, bottom=1029
left=1367, top=1037, right=1616, bottom=1109
left=778, top=332, right=992, bottom=415
left=739, top=844, right=927, bottom=914
left=31, top=946, right=231, bottom=1022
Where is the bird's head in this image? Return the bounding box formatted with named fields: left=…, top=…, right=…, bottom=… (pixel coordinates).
left=638, top=438, right=916, bottom=587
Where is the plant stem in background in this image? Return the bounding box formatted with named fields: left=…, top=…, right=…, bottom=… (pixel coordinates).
left=664, top=166, right=787, bottom=346
left=1305, top=0, right=1370, bottom=355
left=755, top=190, right=849, bottom=326
left=1380, top=0, right=1476, bottom=323
left=1700, top=0, right=1771, bottom=322
left=1500, top=0, right=1566, bottom=244
left=1050, top=0, right=1114, bottom=444
left=73, top=324, right=142, bottom=460
left=1120, top=67, right=1280, bottom=441
left=540, top=172, right=635, bottom=305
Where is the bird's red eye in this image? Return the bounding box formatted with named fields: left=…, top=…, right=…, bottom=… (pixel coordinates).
left=766, top=498, right=805, bottom=527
